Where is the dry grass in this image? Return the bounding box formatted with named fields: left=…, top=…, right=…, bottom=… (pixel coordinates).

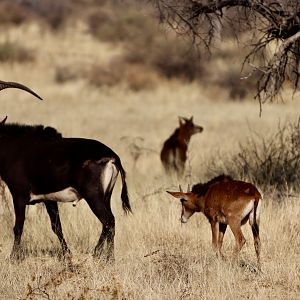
left=0, top=23, right=300, bottom=299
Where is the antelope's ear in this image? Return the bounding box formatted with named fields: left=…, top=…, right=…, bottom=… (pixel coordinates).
left=178, top=116, right=184, bottom=127
left=167, top=191, right=186, bottom=199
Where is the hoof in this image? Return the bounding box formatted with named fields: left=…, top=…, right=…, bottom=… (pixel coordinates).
left=10, top=250, right=25, bottom=262
left=57, top=248, right=72, bottom=261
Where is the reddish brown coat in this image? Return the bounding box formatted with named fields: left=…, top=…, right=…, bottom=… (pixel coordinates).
left=167, top=178, right=262, bottom=269
left=160, top=116, right=203, bottom=175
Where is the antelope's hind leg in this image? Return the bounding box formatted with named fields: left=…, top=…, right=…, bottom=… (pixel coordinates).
left=80, top=159, right=118, bottom=261
left=249, top=214, right=261, bottom=267
left=228, top=218, right=246, bottom=259
left=85, top=189, right=115, bottom=261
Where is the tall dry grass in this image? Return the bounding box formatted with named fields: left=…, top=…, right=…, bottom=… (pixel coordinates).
left=0, top=22, right=299, bottom=299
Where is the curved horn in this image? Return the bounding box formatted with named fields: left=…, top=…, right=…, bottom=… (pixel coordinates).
left=187, top=184, right=191, bottom=192
left=179, top=185, right=183, bottom=192
left=0, top=80, right=43, bottom=100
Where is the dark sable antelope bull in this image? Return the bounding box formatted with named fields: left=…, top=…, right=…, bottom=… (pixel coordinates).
left=160, top=116, right=203, bottom=175
left=0, top=123, right=131, bottom=260
left=167, top=175, right=262, bottom=269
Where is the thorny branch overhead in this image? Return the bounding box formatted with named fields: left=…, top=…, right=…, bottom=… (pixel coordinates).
left=152, top=0, right=300, bottom=107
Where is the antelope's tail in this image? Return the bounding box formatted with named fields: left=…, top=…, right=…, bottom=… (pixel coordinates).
left=253, top=191, right=262, bottom=231
left=115, top=158, right=132, bottom=214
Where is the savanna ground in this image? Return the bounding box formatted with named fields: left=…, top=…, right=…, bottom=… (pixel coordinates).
left=0, top=2, right=300, bottom=299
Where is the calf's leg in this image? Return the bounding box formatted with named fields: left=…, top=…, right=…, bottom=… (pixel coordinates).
left=228, top=218, right=246, bottom=258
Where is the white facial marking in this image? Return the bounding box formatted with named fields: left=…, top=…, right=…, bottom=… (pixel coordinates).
left=181, top=206, right=194, bottom=223
left=181, top=215, right=188, bottom=223
left=30, top=187, right=82, bottom=204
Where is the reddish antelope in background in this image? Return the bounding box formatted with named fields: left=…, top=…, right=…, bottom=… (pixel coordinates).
left=167, top=176, right=262, bottom=268
left=160, top=116, right=203, bottom=175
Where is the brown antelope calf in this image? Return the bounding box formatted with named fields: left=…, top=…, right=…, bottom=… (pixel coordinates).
left=167, top=177, right=262, bottom=267
left=160, top=116, right=203, bottom=175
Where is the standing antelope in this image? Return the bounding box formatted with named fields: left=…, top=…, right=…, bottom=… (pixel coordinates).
left=0, top=82, right=130, bottom=261
left=167, top=176, right=262, bottom=267
left=160, top=116, right=203, bottom=175
left=0, top=123, right=131, bottom=261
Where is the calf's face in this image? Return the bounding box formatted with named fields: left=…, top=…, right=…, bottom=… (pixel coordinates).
left=167, top=191, right=198, bottom=223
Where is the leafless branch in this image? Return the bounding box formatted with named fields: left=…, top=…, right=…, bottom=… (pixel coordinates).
left=152, top=0, right=300, bottom=103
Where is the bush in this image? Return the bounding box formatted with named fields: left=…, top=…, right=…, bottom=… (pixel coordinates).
left=54, top=65, right=82, bottom=84
left=87, top=59, right=160, bottom=91
left=204, top=119, right=300, bottom=196
left=0, top=41, right=34, bottom=63
left=87, top=61, right=123, bottom=88
left=87, top=5, right=151, bottom=43
left=87, top=3, right=203, bottom=82
left=0, top=1, right=30, bottom=26
left=23, top=0, right=71, bottom=30
left=0, top=0, right=71, bottom=30
left=125, top=34, right=202, bottom=81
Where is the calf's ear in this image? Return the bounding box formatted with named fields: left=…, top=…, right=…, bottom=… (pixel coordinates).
left=167, top=191, right=186, bottom=199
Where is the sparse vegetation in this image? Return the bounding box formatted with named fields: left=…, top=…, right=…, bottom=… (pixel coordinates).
left=87, top=2, right=203, bottom=84
left=153, top=0, right=300, bottom=104
left=0, top=0, right=71, bottom=30
left=0, top=41, right=34, bottom=63
left=0, top=1, right=300, bottom=299
left=87, top=61, right=161, bottom=91
left=0, top=1, right=30, bottom=26
left=205, top=119, right=300, bottom=196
